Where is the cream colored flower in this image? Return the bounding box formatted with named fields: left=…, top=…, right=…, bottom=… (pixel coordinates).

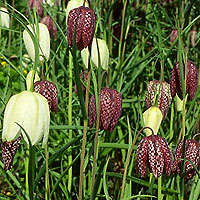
left=81, top=38, right=109, bottom=71
left=26, top=70, right=40, bottom=91
left=23, top=23, right=50, bottom=62
left=2, top=91, right=50, bottom=146
left=0, top=7, right=10, bottom=28
left=143, top=106, right=163, bottom=136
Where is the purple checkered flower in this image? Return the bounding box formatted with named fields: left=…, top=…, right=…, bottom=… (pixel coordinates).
left=89, top=88, right=122, bottom=132
left=136, top=135, right=172, bottom=179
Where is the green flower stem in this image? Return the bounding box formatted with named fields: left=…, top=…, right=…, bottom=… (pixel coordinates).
left=158, top=176, right=163, bottom=200
left=120, top=127, right=151, bottom=200
left=45, top=144, right=50, bottom=200
left=28, top=145, right=36, bottom=200
left=79, top=66, right=91, bottom=200
left=68, top=51, right=73, bottom=193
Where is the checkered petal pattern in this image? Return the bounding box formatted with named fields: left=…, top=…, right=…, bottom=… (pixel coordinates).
left=67, top=6, right=96, bottom=51
left=172, top=139, right=200, bottom=179
left=136, top=135, right=172, bottom=179
left=89, top=88, right=122, bottom=132
left=145, top=80, right=172, bottom=118
left=1, top=137, right=21, bottom=171
left=34, top=80, right=58, bottom=112
left=170, top=60, right=198, bottom=100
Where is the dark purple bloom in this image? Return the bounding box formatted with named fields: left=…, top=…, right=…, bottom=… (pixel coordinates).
left=1, top=137, right=21, bottom=171
left=136, top=135, right=172, bottom=179
left=170, top=29, right=178, bottom=43
left=34, top=80, right=58, bottom=112
left=41, top=15, right=57, bottom=38
left=89, top=88, right=122, bottom=132
left=67, top=6, right=96, bottom=50
left=75, top=70, right=88, bottom=95
left=26, top=0, right=44, bottom=18
left=145, top=80, right=172, bottom=118
left=172, top=139, right=200, bottom=179
left=170, top=60, right=198, bottom=100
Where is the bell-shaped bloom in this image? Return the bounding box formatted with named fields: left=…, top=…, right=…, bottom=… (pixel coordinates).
left=67, top=6, right=96, bottom=50
left=26, top=70, right=40, bottom=91
left=0, top=7, right=10, bottom=28
left=170, top=60, right=198, bottom=100
left=145, top=80, right=172, bottom=118
left=26, top=0, right=44, bottom=18
left=34, top=80, right=58, bottom=112
left=41, top=15, right=57, bottom=38
left=170, top=29, right=178, bottom=43
left=2, top=91, right=50, bottom=146
left=66, top=0, right=89, bottom=21
left=81, top=38, right=109, bottom=71
left=136, top=135, right=172, bottom=179
left=172, top=139, right=200, bottom=179
left=89, top=88, right=122, bottom=132
left=23, top=23, right=50, bottom=62
left=143, top=106, right=163, bottom=136
left=1, top=137, right=21, bottom=171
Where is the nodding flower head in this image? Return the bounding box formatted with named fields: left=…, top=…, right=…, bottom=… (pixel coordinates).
left=172, top=139, right=200, bottom=179
left=145, top=80, right=172, bottom=118
left=136, top=135, right=172, bottom=179
left=170, top=60, right=198, bottom=100
left=89, top=88, right=122, bottom=132
left=26, top=0, right=44, bottom=18
left=67, top=6, right=96, bottom=50
left=34, top=80, right=58, bottom=112
left=41, top=15, right=57, bottom=38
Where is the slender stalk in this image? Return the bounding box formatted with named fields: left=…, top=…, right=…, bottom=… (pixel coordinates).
left=158, top=176, right=163, bottom=200
left=68, top=51, right=73, bottom=193
left=120, top=127, right=153, bottom=199
left=45, top=144, right=50, bottom=200
left=28, top=145, right=36, bottom=200
left=79, top=66, right=91, bottom=200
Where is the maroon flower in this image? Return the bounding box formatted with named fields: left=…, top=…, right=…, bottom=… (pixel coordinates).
left=172, top=139, right=200, bottom=179
left=1, top=137, right=21, bottom=171
left=145, top=80, right=172, bottom=118
left=26, top=0, right=44, bottom=18
left=41, top=15, right=57, bottom=38
left=34, top=80, right=58, bottom=112
left=170, top=60, right=198, bottom=100
left=75, top=71, right=88, bottom=95
left=170, top=29, right=178, bottom=43
left=67, top=6, right=96, bottom=50
left=136, top=135, right=172, bottom=179
left=89, top=88, right=122, bottom=132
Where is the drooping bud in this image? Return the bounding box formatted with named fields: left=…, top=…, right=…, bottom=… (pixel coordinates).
left=67, top=6, right=96, bottom=50
left=0, top=7, right=10, bottom=28
left=1, top=137, right=21, bottom=171
left=143, top=106, right=163, bottom=136
left=2, top=91, right=50, bottom=146
left=136, top=135, right=172, bottom=179
left=34, top=80, right=58, bottom=112
left=89, top=88, right=122, bottom=132
left=26, top=70, right=40, bottom=91
left=26, top=0, right=44, bottom=18
left=170, top=60, right=198, bottom=100
left=172, top=139, right=200, bottom=179
left=41, top=15, right=57, bottom=38
left=190, top=30, right=197, bottom=47
left=23, top=23, right=50, bottom=62
left=81, top=38, right=109, bottom=70
left=145, top=80, right=172, bottom=118
left=170, top=29, right=178, bottom=43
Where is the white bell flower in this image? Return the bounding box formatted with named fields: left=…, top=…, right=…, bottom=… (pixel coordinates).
left=2, top=91, right=50, bottom=146
left=23, top=23, right=50, bottom=63
left=143, top=106, right=163, bottom=136
left=0, top=7, right=10, bottom=28
left=81, top=38, right=109, bottom=71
